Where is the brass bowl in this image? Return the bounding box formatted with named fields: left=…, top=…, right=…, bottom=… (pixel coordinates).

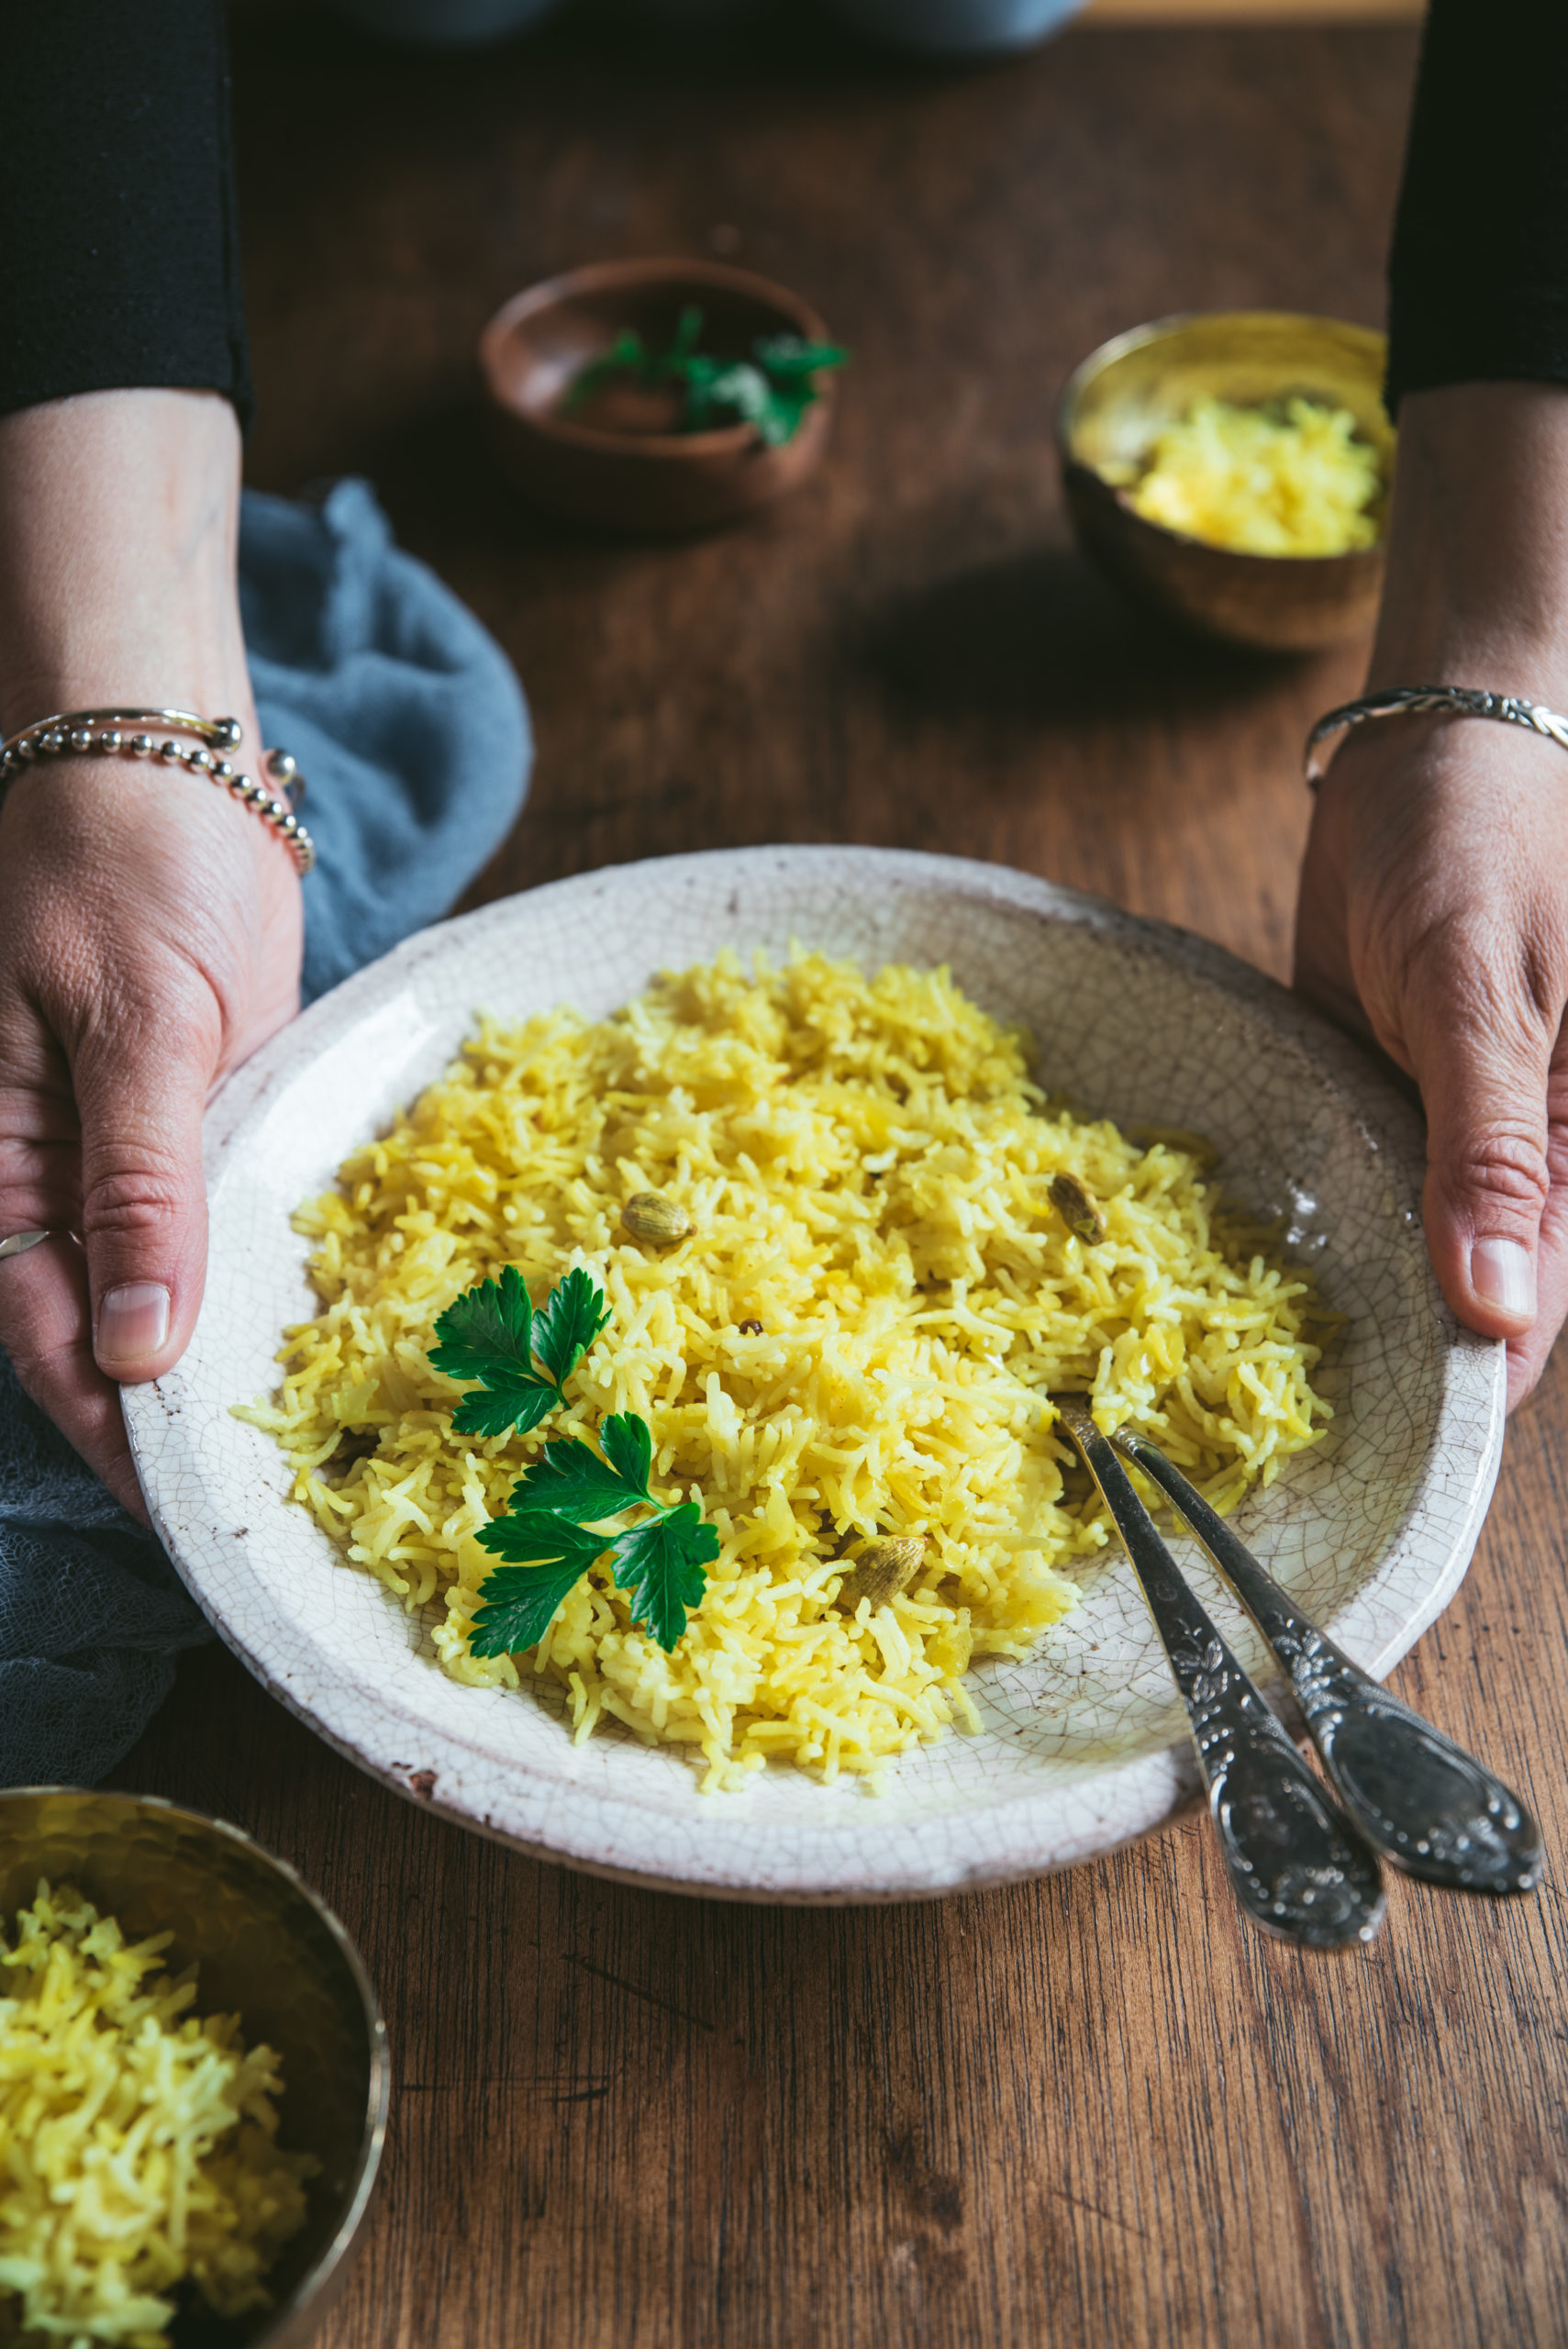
left=1056, top=310, right=1393, bottom=652
left=0, top=1788, right=389, bottom=2349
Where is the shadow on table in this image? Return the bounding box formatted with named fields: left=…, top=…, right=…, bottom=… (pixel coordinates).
left=859, top=545, right=1300, bottom=729
left=354, top=395, right=587, bottom=562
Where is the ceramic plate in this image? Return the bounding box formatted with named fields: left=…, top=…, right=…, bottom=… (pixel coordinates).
left=125, top=848, right=1505, bottom=1902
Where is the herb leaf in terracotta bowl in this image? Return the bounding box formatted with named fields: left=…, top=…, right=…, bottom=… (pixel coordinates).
left=565, top=303, right=849, bottom=447
left=480, top=257, right=844, bottom=532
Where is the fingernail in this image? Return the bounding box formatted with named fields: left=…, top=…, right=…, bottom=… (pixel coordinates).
left=97, top=1282, right=171, bottom=1364
left=1470, top=1237, right=1536, bottom=1320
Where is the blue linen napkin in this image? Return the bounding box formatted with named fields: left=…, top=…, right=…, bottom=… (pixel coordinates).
left=0, top=479, right=531, bottom=1787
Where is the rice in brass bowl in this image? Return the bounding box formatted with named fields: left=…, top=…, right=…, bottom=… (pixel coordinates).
left=1056, top=310, right=1393, bottom=652
left=0, top=1787, right=389, bottom=2349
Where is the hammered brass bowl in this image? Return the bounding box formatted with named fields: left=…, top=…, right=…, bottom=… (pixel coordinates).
left=0, top=1788, right=389, bottom=2349
left=1057, top=310, right=1393, bottom=652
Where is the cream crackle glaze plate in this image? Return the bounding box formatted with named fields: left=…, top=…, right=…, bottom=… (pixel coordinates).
left=124, top=848, right=1505, bottom=1903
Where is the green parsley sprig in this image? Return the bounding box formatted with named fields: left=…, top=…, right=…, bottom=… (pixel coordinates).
left=429, top=1266, right=717, bottom=1656
left=471, top=1412, right=718, bottom=1657
left=565, top=304, right=849, bottom=449
left=429, top=1264, right=609, bottom=1439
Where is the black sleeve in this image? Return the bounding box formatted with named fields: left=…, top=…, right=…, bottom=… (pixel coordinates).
left=1387, top=0, right=1568, bottom=410
left=0, top=0, right=251, bottom=428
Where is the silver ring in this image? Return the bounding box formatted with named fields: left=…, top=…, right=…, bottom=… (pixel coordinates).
left=0, top=1230, right=55, bottom=1263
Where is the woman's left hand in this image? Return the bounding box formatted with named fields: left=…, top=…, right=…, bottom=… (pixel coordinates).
left=1296, top=711, right=1568, bottom=1411
left=1294, top=380, right=1568, bottom=1411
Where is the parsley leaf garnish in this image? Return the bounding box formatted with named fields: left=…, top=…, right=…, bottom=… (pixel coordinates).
left=506, top=1413, right=651, bottom=1520
left=429, top=1264, right=609, bottom=1440
left=485, top=1409, right=717, bottom=1651
left=531, top=1267, right=614, bottom=1390
left=468, top=1475, right=718, bottom=1661
left=473, top=1509, right=609, bottom=1572
left=468, top=1410, right=717, bottom=1658
left=662, top=303, right=706, bottom=373
left=564, top=306, right=849, bottom=448
left=430, top=1273, right=717, bottom=1659
left=468, top=1516, right=608, bottom=1657
left=565, top=326, right=650, bottom=409
left=751, top=331, right=849, bottom=383
left=606, top=1502, right=717, bottom=1653
left=600, top=1409, right=654, bottom=1495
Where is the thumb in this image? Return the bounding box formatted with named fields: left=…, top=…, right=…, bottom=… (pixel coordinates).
left=1416, top=992, right=1552, bottom=1343
left=73, top=1013, right=216, bottom=1383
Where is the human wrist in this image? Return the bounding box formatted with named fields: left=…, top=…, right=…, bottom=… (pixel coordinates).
left=0, top=388, right=249, bottom=731
left=0, top=718, right=314, bottom=888
left=0, top=748, right=250, bottom=863
left=1365, top=382, right=1568, bottom=704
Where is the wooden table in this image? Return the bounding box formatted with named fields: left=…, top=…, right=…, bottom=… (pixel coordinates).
left=120, top=12, right=1568, bottom=2343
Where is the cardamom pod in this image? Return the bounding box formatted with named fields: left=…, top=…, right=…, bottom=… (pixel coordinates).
left=835, top=1535, right=926, bottom=1613
left=1049, top=1172, right=1106, bottom=1244
left=620, top=1191, right=692, bottom=1246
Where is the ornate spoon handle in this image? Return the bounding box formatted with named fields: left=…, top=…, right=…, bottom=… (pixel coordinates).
left=1111, top=1428, right=1543, bottom=1896
left=1054, top=1397, right=1385, bottom=1949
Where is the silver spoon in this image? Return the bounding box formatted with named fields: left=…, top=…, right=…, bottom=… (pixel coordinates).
left=1108, top=1423, right=1543, bottom=1896
left=1053, top=1394, right=1385, bottom=1950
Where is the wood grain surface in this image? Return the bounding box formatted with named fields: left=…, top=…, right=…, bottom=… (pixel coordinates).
left=118, top=14, right=1568, bottom=2345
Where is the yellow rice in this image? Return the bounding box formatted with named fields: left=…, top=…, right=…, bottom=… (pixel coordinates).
left=0, top=1882, right=313, bottom=2348
left=241, top=951, right=1330, bottom=1793
left=1102, top=394, right=1385, bottom=556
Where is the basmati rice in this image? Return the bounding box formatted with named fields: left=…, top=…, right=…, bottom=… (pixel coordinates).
left=242, top=951, right=1330, bottom=1793
left=0, top=1882, right=313, bottom=2348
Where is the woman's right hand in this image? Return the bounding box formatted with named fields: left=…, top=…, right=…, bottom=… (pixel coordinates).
left=0, top=389, right=302, bottom=1520
left=0, top=752, right=301, bottom=1520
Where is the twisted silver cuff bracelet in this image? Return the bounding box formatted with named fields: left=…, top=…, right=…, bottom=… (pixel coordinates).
left=1306, top=685, right=1568, bottom=788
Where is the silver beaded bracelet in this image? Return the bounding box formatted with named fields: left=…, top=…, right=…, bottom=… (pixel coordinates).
left=0, top=706, right=316, bottom=874
left=1305, top=685, right=1568, bottom=788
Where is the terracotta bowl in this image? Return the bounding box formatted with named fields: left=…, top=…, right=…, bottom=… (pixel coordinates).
left=1057, top=311, right=1393, bottom=653
left=480, top=258, right=837, bottom=534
